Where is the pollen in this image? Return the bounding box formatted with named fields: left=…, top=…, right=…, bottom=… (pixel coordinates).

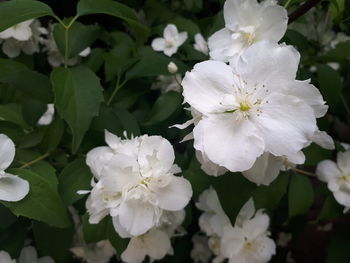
left=239, top=101, right=251, bottom=111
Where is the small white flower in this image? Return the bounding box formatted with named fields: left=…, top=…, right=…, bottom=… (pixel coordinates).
left=37, top=104, right=55, bottom=126
left=193, top=33, right=209, bottom=55
left=167, top=61, right=178, bottom=74
left=208, top=0, right=288, bottom=62
left=152, top=74, right=182, bottom=94
left=79, top=47, right=91, bottom=57
left=316, top=147, right=350, bottom=212
left=191, top=234, right=212, bottom=263
left=180, top=41, right=330, bottom=184
left=221, top=199, right=276, bottom=263
left=18, top=246, right=54, bottom=263
left=277, top=232, right=292, bottom=247
left=151, top=24, right=188, bottom=57
left=83, top=131, right=192, bottom=237
left=0, top=251, right=15, bottom=263
left=0, top=20, right=34, bottom=41
left=0, top=134, right=29, bottom=202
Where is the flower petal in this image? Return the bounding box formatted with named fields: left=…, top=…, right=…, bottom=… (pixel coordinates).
left=0, top=173, right=29, bottom=202
left=0, top=134, right=15, bottom=171
left=151, top=38, right=166, bottom=51
left=163, top=24, right=179, bottom=40
left=86, top=146, right=114, bottom=179
left=316, top=160, right=340, bottom=183
left=337, top=150, right=350, bottom=174
left=19, top=246, right=37, bottom=263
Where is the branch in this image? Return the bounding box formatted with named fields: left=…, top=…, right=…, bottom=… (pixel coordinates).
left=288, top=0, right=322, bottom=24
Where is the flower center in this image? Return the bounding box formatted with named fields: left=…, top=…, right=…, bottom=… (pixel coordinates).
left=239, top=101, right=251, bottom=112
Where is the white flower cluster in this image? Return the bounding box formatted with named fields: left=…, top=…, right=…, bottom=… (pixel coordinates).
left=81, top=131, right=192, bottom=262
left=0, top=246, right=53, bottom=263
left=193, top=188, right=275, bottom=263
left=0, top=20, right=91, bottom=67
left=174, top=0, right=334, bottom=186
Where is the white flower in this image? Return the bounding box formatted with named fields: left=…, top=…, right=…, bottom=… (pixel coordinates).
left=191, top=235, right=212, bottom=263
left=37, top=104, right=55, bottom=126
left=181, top=41, right=329, bottom=184
left=208, top=0, right=288, bottom=62
left=221, top=199, right=276, bottom=263
left=196, top=187, right=230, bottom=237
left=194, top=33, right=209, bottom=55
left=121, top=228, right=172, bottom=263
left=0, top=134, right=29, bottom=202
left=0, top=251, right=15, bottom=263
left=277, top=232, right=292, bottom=247
left=0, top=20, right=34, bottom=41
left=152, top=74, right=182, bottom=94
left=0, top=20, right=47, bottom=58
left=151, top=24, right=188, bottom=57
left=79, top=47, right=91, bottom=57
left=84, top=131, right=192, bottom=237
left=167, top=61, right=178, bottom=74
left=316, top=147, right=350, bottom=212
left=18, top=246, right=54, bottom=263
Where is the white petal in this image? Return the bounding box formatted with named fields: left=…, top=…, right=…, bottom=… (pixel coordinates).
left=193, top=116, right=265, bottom=172
left=235, top=41, right=300, bottom=88
left=337, top=150, right=350, bottom=174
left=2, top=39, right=21, bottom=58
left=334, top=190, right=350, bottom=209
left=112, top=216, right=132, bottom=238
left=242, top=152, right=284, bottom=186
left=151, top=175, right=192, bottom=211
left=243, top=212, right=270, bottom=240
left=19, top=246, right=38, bottom=263
left=316, top=160, right=340, bottom=183
left=104, top=130, right=121, bottom=151
left=12, top=26, right=32, bottom=41
left=223, top=0, right=260, bottom=30
left=163, top=24, right=179, bottom=40
left=195, top=150, right=227, bottom=177
left=144, top=229, right=172, bottom=260
left=0, top=134, right=15, bottom=171
left=118, top=200, right=157, bottom=236
left=121, top=238, right=146, bottom=263
left=0, top=173, right=29, bottom=202
left=182, top=60, right=235, bottom=115
left=221, top=226, right=245, bottom=258
left=86, top=146, right=114, bottom=179
left=37, top=257, right=54, bottom=263
left=235, top=198, right=255, bottom=227
left=208, top=28, right=244, bottom=62
left=253, top=93, right=317, bottom=159
left=311, top=130, right=335, bottom=150
left=79, top=47, right=91, bottom=57
left=138, top=136, right=175, bottom=177
left=176, top=32, right=188, bottom=46
left=163, top=45, right=178, bottom=57
left=0, top=251, right=15, bottom=263
left=151, top=37, right=166, bottom=51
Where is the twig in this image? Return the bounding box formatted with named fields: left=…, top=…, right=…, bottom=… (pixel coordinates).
left=288, top=0, right=322, bottom=24
left=19, top=153, right=50, bottom=169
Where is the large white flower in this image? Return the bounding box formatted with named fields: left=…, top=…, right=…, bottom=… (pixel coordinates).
left=0, top=251, right=15, bottom=263
left=316, top=146, right=350, bottom=212
left=0, top=20, right=47, bottom=58
left=0, top=134, right=29, bottom=202
left=208, top=0, right=288, bottom=62
left=221, top=199, right=276, bottom=263
left=84, top=131, right=192, bottom=237
left=151, top=24, right=188, bottom=57
left=18, top=246, right=54, bottom=263
left=181, top=41, right=328, bottom=183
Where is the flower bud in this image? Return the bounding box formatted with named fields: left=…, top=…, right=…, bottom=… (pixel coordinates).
left=168, top=62, right=178, bottom=74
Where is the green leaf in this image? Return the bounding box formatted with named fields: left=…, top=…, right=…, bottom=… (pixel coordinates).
left=33, top=221, right=74, bottom=262
left=288, top=174, right=314, bottom=217
left=0, top=0, right=54, bottom=32
left=112, top=106, right=140, bottom=136
left=58, top=158, right=93, bottom=205
left=126, top=47, right=188, bottom=79
left=317, top=194, right=343, bottom=221
left=253, top=173, right=289, bottom=211
left=0, top=103, right=29, bottom=129
left=212, top=173, right=257, bottom=224
left=76, top=0, right=150, bottom=43
left=40, top=117, right=65, bottom=153
left=82, top=214, right=109, bottom=243
left=322, top=41, right=350, bottom=60
left=30, top=161, right=58, bottom=193
left=0, top=169, right=71, bottom=228
left=317, top=64, right=342, bottom=112
left=53, top=22, right=100, bottom=59
left=0, top=204, right=17, bottom=229
left=51, top=66, right=104, bottom=152
left=0, top=220, right=28, bottom=257
left=143, top=91, right=183, bottom=126
left=327, top=228, right=350, bottom=263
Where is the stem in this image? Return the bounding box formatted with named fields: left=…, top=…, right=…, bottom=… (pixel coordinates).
left=283, top=158, right=317, bottom=177
left=284, top=0, right=293, bottom=9
left=288, top=0, right=322, bottom=24
left=52, top=15, right=66, bottom=28
left=19, top=153, right=50, bottom=169
left=107, top=78, right=127, bottom=106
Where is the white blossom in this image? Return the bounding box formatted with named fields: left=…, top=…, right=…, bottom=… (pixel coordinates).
left=0, top=134, right=29, bottom=202
left=167, top=61, right=178, bottom=74
left=193, top=33, right=209, bottom=55
left=221, top=199, right=276, bottom=263
left=190, top=235, right=212, bottom=263
left=277, top=232, right=292, bottom=247
left=83, top=131, right=192, bottom=237
left=18, top=246, right=54, bottom=263
left=151, top=24, right=188, bottom=57
left=0, top=20, right=47, bottom=58
left=37, top=104, right=55, bottom=126
left=0, top=251, right=15, bottom=263
left=208, top=0, right=288, bottom=62
left=180, top=41, right=331, bottom=185
left=316, top=146, right=350, bottom=212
